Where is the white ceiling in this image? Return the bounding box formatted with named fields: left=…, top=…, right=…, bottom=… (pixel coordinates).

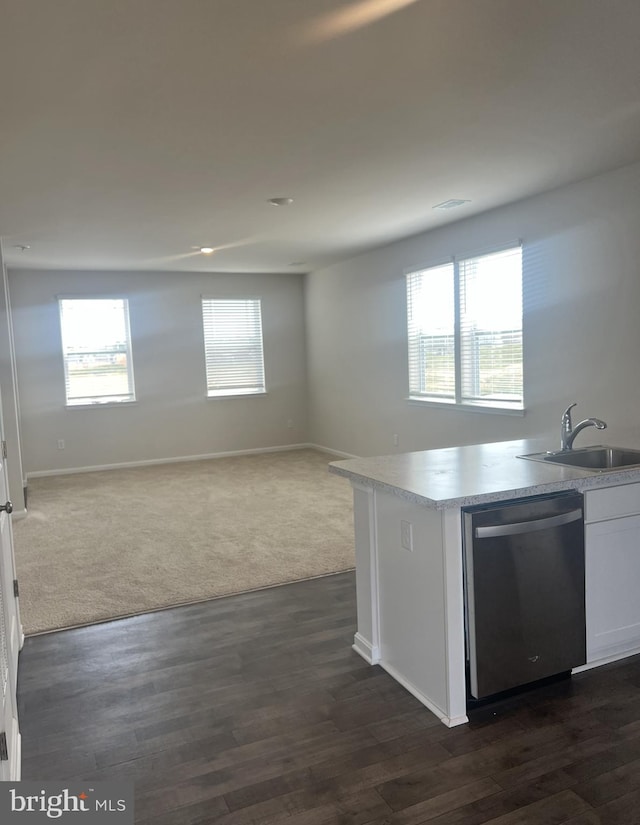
left=2, top=0, right=640, bottom=273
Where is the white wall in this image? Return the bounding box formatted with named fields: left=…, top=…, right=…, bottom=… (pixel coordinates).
left=306, top=161, right=640, bottom=457
left=9, top=269, right=308, bottom=474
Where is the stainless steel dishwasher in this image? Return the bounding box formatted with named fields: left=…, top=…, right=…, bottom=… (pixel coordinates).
left=463, top=491, right=585, bottom=700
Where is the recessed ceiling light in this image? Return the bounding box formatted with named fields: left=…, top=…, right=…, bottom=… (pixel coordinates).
left=199, top=247, right=215, bottom=254
left=268, top=197, right=294, bottom=207
left=432, top=199, right=471, bottom=210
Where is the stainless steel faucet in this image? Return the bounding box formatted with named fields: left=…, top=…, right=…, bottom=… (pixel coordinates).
left=560, top=402, right=607, bottom=451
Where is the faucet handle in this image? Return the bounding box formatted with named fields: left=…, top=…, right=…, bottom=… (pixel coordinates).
left=562, top=402, right=577, bottom=426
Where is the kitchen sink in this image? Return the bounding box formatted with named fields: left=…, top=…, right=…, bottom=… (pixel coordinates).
left=517, top=445, right=640, bottom=471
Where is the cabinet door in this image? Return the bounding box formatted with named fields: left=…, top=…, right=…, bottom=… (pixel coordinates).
left=585, top=515, right=640, bottom=662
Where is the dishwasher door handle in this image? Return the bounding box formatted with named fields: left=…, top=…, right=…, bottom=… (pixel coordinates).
left=474, top=508, right=583, bottom=539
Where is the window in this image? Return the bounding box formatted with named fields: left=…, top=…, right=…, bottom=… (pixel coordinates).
left=58, top=298, right=135, bottom=406
left=201, top=298, right=266, bottom=397
left=406, top=245, right=523, bottom=410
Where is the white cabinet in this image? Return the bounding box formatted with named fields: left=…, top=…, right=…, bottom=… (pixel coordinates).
left=348, top=482, right=468, bottom=727
left=375, top=491, right=448, bottom=714
left=584, top=483, right=640, bottom=663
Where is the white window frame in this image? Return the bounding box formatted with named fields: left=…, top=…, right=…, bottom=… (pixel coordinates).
left=406, top=243, right=524, bottom=414
left=58, top=296, right=136, bottom=407
left=201, top=296, right=266, bottom=398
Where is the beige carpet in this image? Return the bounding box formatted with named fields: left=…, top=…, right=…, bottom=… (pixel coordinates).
left=12, top=449, right=355, bottom=635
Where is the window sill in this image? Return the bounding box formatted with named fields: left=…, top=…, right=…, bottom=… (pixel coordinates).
left=406, top=397, right=525, bottom=417
left=206, top=391, right=268, bottom=400
left=65, top=400, right=137, bottom=410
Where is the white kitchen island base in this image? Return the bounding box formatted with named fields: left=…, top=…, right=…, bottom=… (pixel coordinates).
left=332, top=439, right=640, bottom=728
left=350, top=480, right=469, bottom=727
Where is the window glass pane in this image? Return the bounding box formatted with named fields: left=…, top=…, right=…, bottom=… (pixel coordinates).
left=459, top=247, right=523, bottom=405
left=59, top=298, right=135, bottom=406
left=407, top=264, right=455, bottom=399
left=202, top=298, right=266, bottom=396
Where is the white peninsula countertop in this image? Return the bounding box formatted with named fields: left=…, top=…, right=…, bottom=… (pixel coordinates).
left=329, top=437, right=640, bottom=509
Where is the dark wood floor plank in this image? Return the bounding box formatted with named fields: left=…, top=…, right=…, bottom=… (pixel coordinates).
left=479, top=789, right=593, bottom=824
left=573, top=756, right=640, bottom=807
left=282, top=789, right=391, bottom=825
left=490, top=734, right=612, bottom=791
left=17, top=571, right=640, bottom=824
left=561, top=814, right=602, bottom=825
left=375, top=720, right=601, bottom=813
left=355, top=777, right=501, bottom=825
left=368, top=779, right=578, bottom=825
left=594, top=787, right=640, bottom=824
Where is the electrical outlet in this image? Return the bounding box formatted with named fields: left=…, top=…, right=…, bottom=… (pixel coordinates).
left=287, top=419, right=294, bottom=429
left=57, top=439, right=65, bottom=450
left=400, top=520, right=413, bottom=551
left=393, top=434, right=399, bottom=446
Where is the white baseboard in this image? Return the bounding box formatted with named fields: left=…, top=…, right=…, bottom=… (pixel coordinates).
left=354, top=632, right=469, bottom=728
left=352, top=633, right=379, bottom=664
left=574, top=644, right=640, bottom=673
left=381, top=661, right=469, bottom=728
left=10, top=509, right=27, bottom=521
left=306, top=443, right=360, bottom=459
left=26, top=443, right=326, bottom=479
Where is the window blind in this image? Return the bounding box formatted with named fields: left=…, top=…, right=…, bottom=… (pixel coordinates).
left=202, top=298, right=266, bottom=397
left=407, top=263, right=455, bottom=399
left=406, top=244, right=523, bottom=409
left=59, top=298, right=135, bottom=406
left=459, top=246, right=523, bottom=406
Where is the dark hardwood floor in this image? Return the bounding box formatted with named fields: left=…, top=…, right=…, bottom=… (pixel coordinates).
left=17, top=572, right=640, bottom=824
